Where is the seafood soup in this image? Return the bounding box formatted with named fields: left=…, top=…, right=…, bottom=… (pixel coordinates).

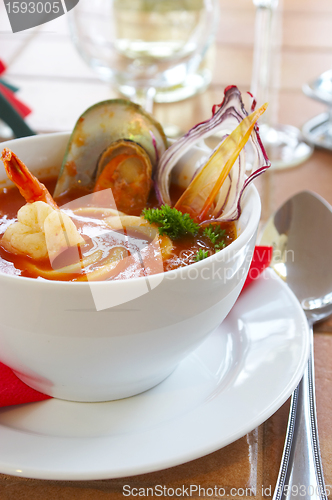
left=0, top=88, right=270, bottom=283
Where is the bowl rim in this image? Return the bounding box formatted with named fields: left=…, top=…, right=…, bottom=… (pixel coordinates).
left=0, top=132, right=261, bottom=287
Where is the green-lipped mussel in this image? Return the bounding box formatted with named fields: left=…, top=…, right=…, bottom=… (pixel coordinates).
left=53, top=99, right=168, bottom=209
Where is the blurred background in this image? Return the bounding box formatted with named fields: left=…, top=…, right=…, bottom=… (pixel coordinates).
left=1, top=0, right=332, bottom=215
left=1, top=0, right=331, bottom=133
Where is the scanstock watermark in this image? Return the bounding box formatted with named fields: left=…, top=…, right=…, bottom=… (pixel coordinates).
left=36, top=188, right=287, bottom=312
left=3, top=0, right=80, bottom=33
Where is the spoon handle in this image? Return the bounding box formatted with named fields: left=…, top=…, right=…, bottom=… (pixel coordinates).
left=272, top=324, right=327, bottom=500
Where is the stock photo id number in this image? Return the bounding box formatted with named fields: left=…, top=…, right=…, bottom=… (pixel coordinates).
left=3, top=0, right=79, bottom=32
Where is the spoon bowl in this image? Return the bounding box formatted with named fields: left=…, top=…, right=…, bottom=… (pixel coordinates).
left=260, top=191, right=332, bottom=321
left=260, top=190, right=332, bottom=500
left=302, top=292, right=332, bottom=324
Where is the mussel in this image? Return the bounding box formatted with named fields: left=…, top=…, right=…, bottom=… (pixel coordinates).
left=53, top=99, right=168, bottom=214
left=93, top=139, right=153, bottom=214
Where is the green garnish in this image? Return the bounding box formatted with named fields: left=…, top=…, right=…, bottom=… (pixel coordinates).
left=142, top=205, right=200, bottom=239
left=202, top=224, right=227, bottom=253
left=193, top=249, right=209, bottom=262
left=215, top=240, right=226, bottom=251
left=203, top=224, right=226, bottom=245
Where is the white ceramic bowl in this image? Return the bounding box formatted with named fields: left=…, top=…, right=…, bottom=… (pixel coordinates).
left=0, top=133, right=261, bottom=402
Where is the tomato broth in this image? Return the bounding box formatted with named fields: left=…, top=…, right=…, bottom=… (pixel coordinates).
left=0, top=175, right=236, bottom=280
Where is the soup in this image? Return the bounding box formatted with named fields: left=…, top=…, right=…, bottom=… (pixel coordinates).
left=0, top=174, right=236, bottom=281
left=0, top=88, right=269, bottom=282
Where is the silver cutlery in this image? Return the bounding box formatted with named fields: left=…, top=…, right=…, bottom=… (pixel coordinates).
left=260, top=191, right=332, bottom=500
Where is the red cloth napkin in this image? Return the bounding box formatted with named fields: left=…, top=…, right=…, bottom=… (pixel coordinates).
left=243, top=245, right=273, bottom=290
left=0, top=59, right=32, bottom=118
left=0, top=59, right=6, bottom=75
left=0, top=246, right=272, bottom=408
left=0, top=363, right=52, bottom=407
left=0, top=82, right=32, bottom=118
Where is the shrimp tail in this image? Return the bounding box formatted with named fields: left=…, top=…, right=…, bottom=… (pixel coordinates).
left=1, top=148, right=58, bottom=209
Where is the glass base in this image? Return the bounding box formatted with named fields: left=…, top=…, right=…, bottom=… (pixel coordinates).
left=154, top=68, right=212, bottom=103
left=302, top=112, right=332, bottom=151
left=259, top=123, right=314, bottom=170
left=118, top=68, right=212, bottom=105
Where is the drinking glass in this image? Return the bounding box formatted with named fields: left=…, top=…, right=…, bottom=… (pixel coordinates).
left=251, top=0, right=313, bottom=169
left=68, top=0, right=219, bottom=113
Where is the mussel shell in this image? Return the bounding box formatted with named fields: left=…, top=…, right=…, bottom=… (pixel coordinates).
left=53, top=100, right=168, bottom=198
left=94, top=139, right=153, bottom=215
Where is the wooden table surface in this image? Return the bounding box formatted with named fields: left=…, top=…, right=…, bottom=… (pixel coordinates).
left=0, top=0, right=332, bottom=498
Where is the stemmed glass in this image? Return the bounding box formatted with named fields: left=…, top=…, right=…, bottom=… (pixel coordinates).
left=251, top=0, right=313, bottom=169
left=68, top=0, right=219, bottom=114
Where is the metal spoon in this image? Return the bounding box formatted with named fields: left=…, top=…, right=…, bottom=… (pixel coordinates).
left=259, top=191, right=332, bottom=500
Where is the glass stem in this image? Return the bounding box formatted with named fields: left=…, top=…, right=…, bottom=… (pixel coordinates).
left=131, top=87, right=156, bottom=114
left=251, top=0, right=280, bottom=128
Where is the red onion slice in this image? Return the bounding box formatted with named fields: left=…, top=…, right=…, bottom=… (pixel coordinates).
left=155, top=85, right=270, bottom=223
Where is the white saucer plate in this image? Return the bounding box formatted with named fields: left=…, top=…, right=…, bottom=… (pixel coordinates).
left=0, top=269, right=309, bottom=480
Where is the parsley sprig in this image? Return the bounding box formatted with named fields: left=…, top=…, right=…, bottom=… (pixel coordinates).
left=193, top=249, right=209, bottom=262
left=142, top=205, right=200, bottom=240
left=215, top=240, right=226, bottom=251
left=203, top=224, right=226, bottom=251
left=203, top=224, right=226, bottom=244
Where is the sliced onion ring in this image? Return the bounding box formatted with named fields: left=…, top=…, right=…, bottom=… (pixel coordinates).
left=155, top=85, right=270, bottom=223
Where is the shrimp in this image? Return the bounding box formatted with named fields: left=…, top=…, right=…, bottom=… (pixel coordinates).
left=1, top=201, right=84, bottom=261
left=1, top=149, right=84, bottom=261
left=1, top=148, right=58, bottom=209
